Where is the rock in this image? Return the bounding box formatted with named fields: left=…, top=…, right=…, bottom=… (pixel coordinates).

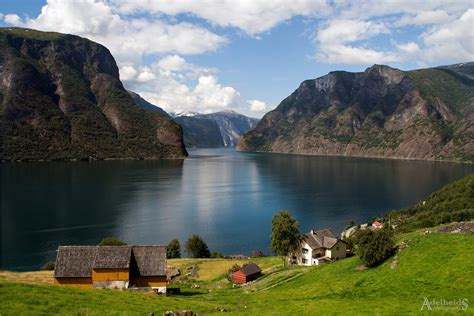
left=0, top=28, right=187, bottom=161
left=237, top=63, right=474, bottom=163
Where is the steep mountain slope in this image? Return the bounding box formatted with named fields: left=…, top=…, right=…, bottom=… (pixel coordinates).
left=0, top=28, right=187, bottom=161
left=195, top=111, right=259, bottom=147
left=237, top=63, right=474, bottom=162
left=174, top=116, right=224, bottom=148
left=172, top=110, right=258, bottom=148
left=128, top=91, right=169, bottom=117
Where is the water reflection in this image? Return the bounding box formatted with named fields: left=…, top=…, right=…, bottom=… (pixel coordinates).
left=1, top=149, right=473, bottom=270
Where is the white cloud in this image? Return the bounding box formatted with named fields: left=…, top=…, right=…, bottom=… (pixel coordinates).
left=421, top=8, right=474, bottom=63
left=397, top=42, right=421, bottom=55
left=411, top=10, right=455, bottom=25
left=119, top=65, right=138, bottom=81
left=248, top=99, right=267, bottom=112
left=4, top=0, right=227, bottom=62
left=4, top=14, right=22, bottom=25
left=111, top=0, right=332, bottom=35
left=314, top=19, right=401, bottom=65
left=123, top=55, right=242, bottom=114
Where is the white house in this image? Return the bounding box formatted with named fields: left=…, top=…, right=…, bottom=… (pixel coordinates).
left=290, top=229, right=347, bottom=266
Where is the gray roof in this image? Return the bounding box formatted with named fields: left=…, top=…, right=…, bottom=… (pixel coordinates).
left=239, top=263, right=261, bottom=276
left=304, top=229, right=340, bottom=250
left=54, top=245, right=166, bottom=278
left=94, top=246, right=132, bottom=269
left=54, top=246, right=98, bottom=278
left=132, top=246, right=166, bottom=276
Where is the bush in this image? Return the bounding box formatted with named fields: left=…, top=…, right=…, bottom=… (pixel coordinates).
left=98, top=237, right=127, bottom=246
left=40, top=261, right=55, bottom=271
left=185, top=235, right=210, bottom=258
left=210, top=252, right=225, bottom=258
left=167, top=239, right=181, bottom=259
left=356, top=228, right=395, bottom=267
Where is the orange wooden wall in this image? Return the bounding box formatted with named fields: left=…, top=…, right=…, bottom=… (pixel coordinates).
left=132, top=276, right=166, bottom=287
left=92, top=269, right=129, bottom=281
left=54, top=277, right=93, bottom=288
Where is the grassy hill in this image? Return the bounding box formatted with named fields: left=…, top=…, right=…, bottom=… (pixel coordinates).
left=1, top=228, right=473, bottom=315
left=390, top=173, right=474, bottom=231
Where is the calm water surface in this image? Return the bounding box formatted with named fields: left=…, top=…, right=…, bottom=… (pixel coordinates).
left=2, top=148, right=473, bottom=270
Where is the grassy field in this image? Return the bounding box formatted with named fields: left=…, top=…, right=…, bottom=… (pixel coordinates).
left=1, top=229, right=473, bottom=315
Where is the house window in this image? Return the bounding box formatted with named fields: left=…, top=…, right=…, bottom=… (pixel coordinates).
left=302, top=248, right=309, bottom=254
left=302, top=258, right=307, bottom=264
left=336, top=246, right=339, bottom=251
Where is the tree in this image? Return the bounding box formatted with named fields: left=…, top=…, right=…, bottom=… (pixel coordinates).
left=355, top=228, right=395, bottom=267
left=185, top=235, right=210, bottom=258
left=166, top=239, right=181, bottom=259
left=270, top=210, right=302, bottom=267
left=99, top=237, right=127, bottom=246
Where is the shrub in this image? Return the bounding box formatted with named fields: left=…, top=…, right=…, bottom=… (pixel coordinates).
left=356, top=228, right=395, bottom=267
left=98, top=237, right=127, bottom=246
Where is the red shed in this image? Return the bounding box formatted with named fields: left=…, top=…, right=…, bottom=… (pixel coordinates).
left=231, top=263, right=262, bottom=284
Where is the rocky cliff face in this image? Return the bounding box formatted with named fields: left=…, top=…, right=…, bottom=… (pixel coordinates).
left=237, top=63, right=474, bottom=163
left=172, top=110, right=258, bottom=148
left=0, top=28, right=187, bottom=161
left=174, top=116, right=224, bottom=148
left=195, top=111, right=259, bottom=147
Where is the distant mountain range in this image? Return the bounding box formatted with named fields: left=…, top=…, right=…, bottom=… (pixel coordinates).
left=173, top=110, right=259, bottom=148
left=0, top=28, right=187, bottom=161
left=238, top=63, right=474, bottom=163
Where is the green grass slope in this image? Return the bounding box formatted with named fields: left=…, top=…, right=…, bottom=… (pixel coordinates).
left=1, top=231, right=472, bottom=315
left=390, top=173, right=474, bottom=231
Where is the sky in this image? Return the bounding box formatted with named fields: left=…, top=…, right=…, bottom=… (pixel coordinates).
left=1, top=0, right=473, bottom=117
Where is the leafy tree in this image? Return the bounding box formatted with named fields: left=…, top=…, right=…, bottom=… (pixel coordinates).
left=99, top=237, right=127, bottom=246
left=210, top=252, right=225, bottom=258
left=185, top=235, right=210, bottom=258
left=355, top=228, right=395, bottom=267
left=166, top=239, right=181, bottom=259
left=270, top=210, right=302, bottom=267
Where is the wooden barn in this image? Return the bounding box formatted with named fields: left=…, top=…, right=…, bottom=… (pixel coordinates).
left=54, top=245, right=167, bottom=293
left=231, top=263, right=262, bottom=284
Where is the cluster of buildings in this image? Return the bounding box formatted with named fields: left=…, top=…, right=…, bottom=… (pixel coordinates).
left=53, top=224, right=373, bottom=290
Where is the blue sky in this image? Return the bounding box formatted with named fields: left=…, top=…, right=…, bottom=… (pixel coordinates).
left=1, top=0, right=473, bottom=117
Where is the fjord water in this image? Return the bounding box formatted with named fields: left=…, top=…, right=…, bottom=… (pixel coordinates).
left=2, top=148, right=473, bottom=270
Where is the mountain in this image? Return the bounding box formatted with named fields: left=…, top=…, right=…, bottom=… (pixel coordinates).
left=173, top=110, right=258, bottom=148
left=237, top=63, right=474, bottom=163
left=127, top=91, right=169, bottom=117
left=194, top=111, right=259, bottom=147
left=0, top=28, right=187, bottom=161
left=174, top=116, right=224, bottom=148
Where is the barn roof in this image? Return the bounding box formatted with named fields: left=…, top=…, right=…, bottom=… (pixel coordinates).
left=54, top=246, right=98, bottom=278
left=239, top=263, right=261, bottom=276
left=132, top=246, right=166, bottom=276
left=304, top=229, right=340, bottom=250
left=54, top=245, right=166, bottom=278
left=94, top=246, right=132, bottom=269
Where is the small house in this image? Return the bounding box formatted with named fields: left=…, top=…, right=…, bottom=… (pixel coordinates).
left=372, top=220, right=384, bottom=229
left=54, top=245, right=166, bottom=293
left=231, top=263, right=262, bottom=284
left=290, top=229, right=347, bottom=266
